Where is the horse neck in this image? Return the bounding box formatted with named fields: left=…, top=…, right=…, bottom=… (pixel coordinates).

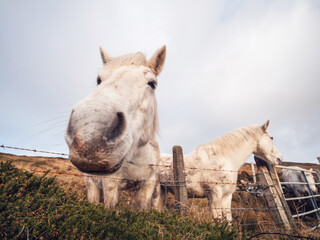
left=225, top=139, right=256, bottom=171
left=193, top=131, right=259, bottom=172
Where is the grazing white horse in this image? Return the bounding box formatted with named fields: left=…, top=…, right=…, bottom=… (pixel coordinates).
left=281, top=166, right=317, bottom=197
left=65, top=46, right=166, bottom=209
left=157, top=120, right=283, bottom=221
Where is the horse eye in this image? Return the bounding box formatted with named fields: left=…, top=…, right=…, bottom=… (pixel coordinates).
left=97, top=77, right=102, bottom=85
left=270, top=136, right=273, bottom=140
left=148, top=81, right=157, bottom=90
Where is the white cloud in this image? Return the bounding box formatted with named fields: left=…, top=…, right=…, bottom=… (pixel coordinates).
left=0, top=0, right=319, bottom=162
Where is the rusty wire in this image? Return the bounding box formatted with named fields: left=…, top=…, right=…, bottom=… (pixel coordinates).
left=1, top=144, right=250, bottom=173
left=0, top=145, right=68, bottom=157
left=0, top=144, right=273, bottom=187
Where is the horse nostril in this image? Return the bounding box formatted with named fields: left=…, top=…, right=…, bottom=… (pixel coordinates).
left=105, top=112, right=126, bottom=142
left=67, top=122, right=73, bottom=138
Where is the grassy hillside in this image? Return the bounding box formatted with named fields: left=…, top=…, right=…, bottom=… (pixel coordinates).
left=0, top=152, right=86, bottom=198
left=0, top=152, right=319, bottom=239
left=0, top=161, right=248, bottom=239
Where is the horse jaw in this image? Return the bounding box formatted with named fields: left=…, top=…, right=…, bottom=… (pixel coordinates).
left=306, top=171, right=318, bottom=193
left=254, top=127, right=283, bottom=165
left=254, top=152, right=283, bottom=165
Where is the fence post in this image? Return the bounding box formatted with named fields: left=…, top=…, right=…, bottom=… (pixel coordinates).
left=251, top=162, right=256, bottom=184
left=254, top=157, right=294, bottom=231
left=172, top=145, right=188, bottom=213
left=301, top=171, right=320, bottom=220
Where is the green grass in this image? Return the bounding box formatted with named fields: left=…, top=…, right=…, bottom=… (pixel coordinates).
left=0, top=161, right=248, bottom=240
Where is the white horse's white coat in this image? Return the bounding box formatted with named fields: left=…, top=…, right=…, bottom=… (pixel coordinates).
left=281, top=166, right=317, bottom=196
left=157, top=121, right=282, bottom=221
left=65, top=46, right=166, bottom=209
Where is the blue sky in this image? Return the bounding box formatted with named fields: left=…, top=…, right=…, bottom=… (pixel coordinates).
left=1, top=0, right=320, bottom=163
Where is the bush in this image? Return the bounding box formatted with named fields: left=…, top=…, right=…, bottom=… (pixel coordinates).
left=0, top=162, right=248, bottom=239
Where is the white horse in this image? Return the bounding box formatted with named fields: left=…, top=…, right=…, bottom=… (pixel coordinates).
left=65, top=46, right=166, bottom=209
left=157, top=120, right=283, bottom=221
left=281, top=166, right=317, bottom=197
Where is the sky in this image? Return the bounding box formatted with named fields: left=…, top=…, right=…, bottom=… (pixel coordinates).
left=0, top=0, right=319, bottom=164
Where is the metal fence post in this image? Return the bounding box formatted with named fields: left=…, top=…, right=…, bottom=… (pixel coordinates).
left=172, top=145, right=188, bottom=213
left=301, top=171, right=320, bottom=220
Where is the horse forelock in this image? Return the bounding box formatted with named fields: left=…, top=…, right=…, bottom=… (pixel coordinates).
left=205, top=126, right=263, bottom=156
left=105, top=52, right=147, bottom=71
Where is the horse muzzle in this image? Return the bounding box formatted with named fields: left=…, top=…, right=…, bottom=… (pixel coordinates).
left=69, top=155, right=125, bottom=174
left=276, top=156, right=283, bottom=165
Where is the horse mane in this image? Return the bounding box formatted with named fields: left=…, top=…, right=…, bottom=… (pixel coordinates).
left=201, top=125, right=263, bottom=156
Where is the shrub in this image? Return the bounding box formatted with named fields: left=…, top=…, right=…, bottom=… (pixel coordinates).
left=0, top=162, right=248, bottom=239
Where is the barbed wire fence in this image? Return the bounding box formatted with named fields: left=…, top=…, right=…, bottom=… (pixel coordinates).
left=0, top=145, right=68, bottom=157
left=1, top=144, right=319, bottom=232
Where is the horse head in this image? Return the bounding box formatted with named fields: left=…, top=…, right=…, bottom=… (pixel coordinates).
left=306, top=169, right=318, bottom=193
left=65, top=46, right=166, bottom=174
left=253, top=120, right=283, bottom=165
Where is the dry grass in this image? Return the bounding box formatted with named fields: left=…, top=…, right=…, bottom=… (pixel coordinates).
left=161, top=191, right=285, bottom=233
left=0, top=152, right=87, bottom=198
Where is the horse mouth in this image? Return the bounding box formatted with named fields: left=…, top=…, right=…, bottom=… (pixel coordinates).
left=70, top=157, right=125, bottom=175
left=254, top=155, right=282, bottom=165
left=254, top=155, right=273, bottom=166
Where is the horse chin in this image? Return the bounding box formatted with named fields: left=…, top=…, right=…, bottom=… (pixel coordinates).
left=70, top=156, right=125, bottom=175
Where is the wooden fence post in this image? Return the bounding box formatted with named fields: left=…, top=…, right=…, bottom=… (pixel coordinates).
left=172, top=145, right=188, bottom=213
left=251, top=162, right=256, bottom=184
left=254, top=157, right=294, bottom=231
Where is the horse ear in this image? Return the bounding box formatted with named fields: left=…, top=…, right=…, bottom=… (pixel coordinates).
left=262, top=120, right=270, bottom=132
left=148, top=45, right=166, bottom=76
left=100, top=46, right=113, bottom=64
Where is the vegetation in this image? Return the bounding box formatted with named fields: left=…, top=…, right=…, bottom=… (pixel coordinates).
left=0, top=162, right=248, bottom=240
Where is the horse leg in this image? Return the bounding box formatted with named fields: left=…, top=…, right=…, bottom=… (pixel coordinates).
left=221, top=193, right=233, bottom=222
left=151, top=182, right=164, bottom=210
left=84, top=176, right=101, bottom=204
left=135, top=180, right=156, bottom=210
left=207, top=187, right=223, bottom=219
left=102, top=178, right=120, bottom=208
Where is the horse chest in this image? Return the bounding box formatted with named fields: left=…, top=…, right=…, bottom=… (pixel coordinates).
left=122, top=163, right=154, bottom=181
left=186, top=180, right=206, bottom=197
